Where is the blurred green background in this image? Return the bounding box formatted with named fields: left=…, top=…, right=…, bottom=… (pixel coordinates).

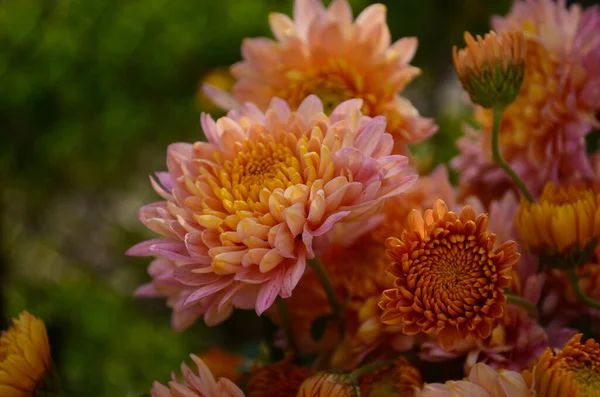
left=5, top=0, right=596, bottom=395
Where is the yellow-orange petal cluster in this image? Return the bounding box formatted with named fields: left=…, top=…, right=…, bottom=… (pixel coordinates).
left=128, top=95, right=416, bottom=326
left=516, top=183, right=600, bottom=259
left=0, top=311, right=54, bottom=397
left=246, top=355, right=313, bottom=397
left=418, top=362, right=531, bottom=397
left=532, top=333, right=600, bottom=397
left=204, top=0, right=436, bottom=152
left=357, top=357, right=423, bottom=396
left=453, top=30, right=526, bottom=108
left=331, top=296, right=414, bottom=370
left=380, top=199, right=519, bottom=351
left=297, top=372, right=357, bottom=397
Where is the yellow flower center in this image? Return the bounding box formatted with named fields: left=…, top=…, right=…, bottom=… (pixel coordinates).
left=213, top=137, right=303, bottom=213
left=230, top=140, right=300, bottom=195
left=573, top=365, right=600, bottom=396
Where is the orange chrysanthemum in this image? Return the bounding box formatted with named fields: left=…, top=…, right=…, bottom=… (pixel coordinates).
left=357, top=357, right=423, bottom=396
left=453, top=0, right=600, bottom=197
left=380, top=199, right=519, bottom=351
left=453, top=30, right=526, bottom=108
left=246, top=355, right=313, bottom=397
left=532, top=333, right=600, bottom=397
left=204, top=0, right=436, bottom=152
left=198, top=348, right=246, bottom=385
left=0, top=312, right=55, bottom=397
left=516, top=183, right=600, bottom=261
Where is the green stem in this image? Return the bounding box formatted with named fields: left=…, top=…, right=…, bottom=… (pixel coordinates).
left=506, top=293, right=538, bottom=319
left=276, top=296, right=296, bottom=352
left=309, top=258, right=344, bottom=332
left=567, top=268, right=600, bottom=309
left=491, top=106, right=534, bottom=203
left=349, top=360, right=393, bottom=380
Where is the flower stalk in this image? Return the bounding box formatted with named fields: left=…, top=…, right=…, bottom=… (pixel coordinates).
left=505, top=292, right=539, bottom=319
left=308, top=258, right=344, bottom=333
left=566, top=268, right=600, bottom=310
left=276, top=296, right=296, bottom=352
left=491, top=106, right=534, bottom=203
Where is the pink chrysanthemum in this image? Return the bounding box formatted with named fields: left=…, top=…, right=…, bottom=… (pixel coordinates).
left=204, top=0, right=436, bottom=153
left=151, top=354, right=245, bottom=397
left=452, top=0, right=600, bottom=198
left=128, top=95, right=415, bottom=327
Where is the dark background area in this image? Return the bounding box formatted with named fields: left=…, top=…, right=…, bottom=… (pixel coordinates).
left=1, top=0, right=597, bottom=395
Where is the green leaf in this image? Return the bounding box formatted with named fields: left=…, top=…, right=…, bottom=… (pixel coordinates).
left=310, top=315, right=331, bottom=342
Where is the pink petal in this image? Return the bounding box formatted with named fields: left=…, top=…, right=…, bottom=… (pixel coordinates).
left=255, top=269, right=284, bottom=315
left=280, top=254, right=306, bottom=298
left=202, top=83, right=240, bottom=111
left=184, top=278, right=233, bottom=306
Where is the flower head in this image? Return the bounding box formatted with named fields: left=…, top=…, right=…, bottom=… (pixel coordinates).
left=453, top=30, right=526, bottom=108
left=532, top=333, right=600, bottom=397
left=0, top=311, right=55, bottom=397
left=380, top=200, right=519, bottom=351
left=151, top=354, right=245, bottom=397
left=297, top=372, right=357, bottom=397
left=204, top=0, right=436, bottom=152
left=452, top=0, right=600, bottom=197
left=128, top=95, right=415, bottom=325
left=246, top=355, right=312, bottom=397
left=516, top=183, right=600, bottom=266
left=418, top=362, right=531, bottom=397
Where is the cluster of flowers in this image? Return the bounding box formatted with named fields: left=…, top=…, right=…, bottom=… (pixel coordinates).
left=3, top=0, right=600, bottom=395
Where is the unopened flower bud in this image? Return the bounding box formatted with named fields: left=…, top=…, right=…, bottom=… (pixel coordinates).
left=453, top=30, right=525, bottom=109
left=297, top=372, right=358, bottom=397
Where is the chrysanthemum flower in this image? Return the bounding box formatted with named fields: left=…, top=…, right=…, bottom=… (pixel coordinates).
left=128, top=96, right=415, bottom=325
left=204, top=0, right=436, bottom=152
left=198, top=348, right=246, bottom=386
left=380, top=200, right=519, bottom=351
left=297, top=372, right=357, bottom=397
left=151, top=354, right=245, bottom=397
left=246, top=355, right=312, bottom=397
left=532, top=333, right=600, bottom=397
left=0, top=312, right=55, bottom=397
left=515, top=183, right=600, bottom=263
left=418, top=362, right=531, bottom=397
left=356, top=357, right=423, bottom=396
left=452, top=0, right=600, bottom=197
left=453, top=30, right=526, bottom=109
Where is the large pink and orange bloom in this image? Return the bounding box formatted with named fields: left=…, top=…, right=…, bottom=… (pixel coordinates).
left=128, top=95, right=415, bottom=327
left=453, top=0, right=600, bottom=198
left=204, top=0, right=436, bottom=153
